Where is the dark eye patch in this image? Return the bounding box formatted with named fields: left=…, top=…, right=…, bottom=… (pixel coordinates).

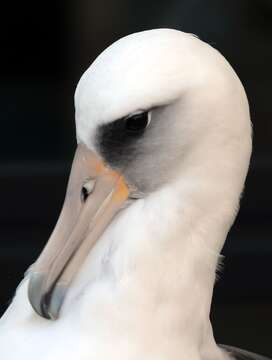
left=96, top=111, right=150, bottom=168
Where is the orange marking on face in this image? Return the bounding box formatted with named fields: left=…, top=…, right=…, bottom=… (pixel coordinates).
left=112, top=176, right=129, bottom=202
left=94, top=159, right=106, bottom=174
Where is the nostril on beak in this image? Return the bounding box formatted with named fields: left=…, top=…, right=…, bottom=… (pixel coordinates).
left=81, top=179, right=96, bottom=203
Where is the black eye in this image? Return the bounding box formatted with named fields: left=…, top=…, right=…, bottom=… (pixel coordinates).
left=125, top=111, right=150, bottom=133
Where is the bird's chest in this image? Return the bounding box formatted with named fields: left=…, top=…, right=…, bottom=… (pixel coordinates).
left=0, top=273, right=199, bottom=360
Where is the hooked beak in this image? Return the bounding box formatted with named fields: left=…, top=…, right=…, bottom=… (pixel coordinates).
left=28, top=144, right=129, bottom=320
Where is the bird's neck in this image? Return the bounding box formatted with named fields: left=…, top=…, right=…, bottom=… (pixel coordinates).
left=67, top=171, right=238, bottom=359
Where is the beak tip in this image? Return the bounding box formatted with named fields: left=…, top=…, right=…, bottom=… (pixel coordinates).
left=28, top=273, right=66, bottom=320
left=28, top=272, right=46, bottom=318
left=46, top=283, right=67, bottom=320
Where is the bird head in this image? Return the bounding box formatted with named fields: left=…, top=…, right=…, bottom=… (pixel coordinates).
left=28, top=29, right=252, bottom=320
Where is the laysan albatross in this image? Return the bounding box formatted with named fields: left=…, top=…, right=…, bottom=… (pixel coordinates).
left=0, top=28, right=269, bottom=360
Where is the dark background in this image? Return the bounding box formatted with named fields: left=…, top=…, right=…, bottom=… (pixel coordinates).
left=0, top=0, right=271, bottom=356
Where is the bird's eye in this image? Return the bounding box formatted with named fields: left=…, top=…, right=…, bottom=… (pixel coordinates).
left=125, top=111, right=151, bottom=133
left=81, top=179, right=96, bottom=203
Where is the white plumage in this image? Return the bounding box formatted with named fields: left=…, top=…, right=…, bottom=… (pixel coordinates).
left=0, top=29, right=256, bottom=360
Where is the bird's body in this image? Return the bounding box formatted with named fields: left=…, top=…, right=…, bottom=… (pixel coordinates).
left=0, top=29, right=268, bottom=360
